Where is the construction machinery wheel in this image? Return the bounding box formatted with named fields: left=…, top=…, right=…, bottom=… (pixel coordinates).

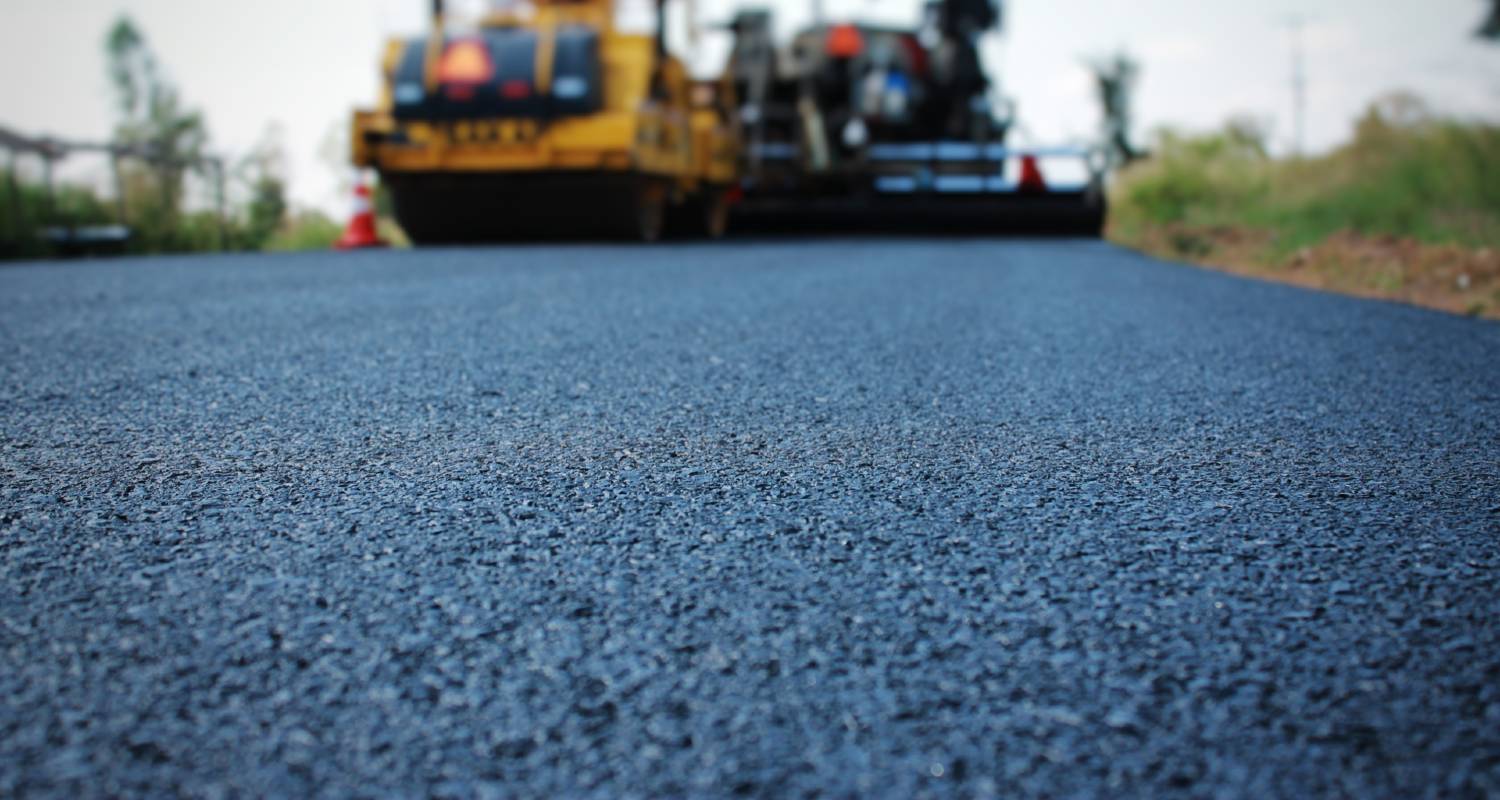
left=387, top=174, right=680, bottom=244
left=670, top=187, right=731, bottom=239
left=1070, top=196, right=1108, bottom=238
left=700, top=188, right=731, bottom=239
left=618, top=179, right=667, bottom=243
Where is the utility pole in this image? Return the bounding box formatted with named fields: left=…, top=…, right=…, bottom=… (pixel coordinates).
left=1284, top=16, right=1307, bottom=157
left=40, top=151, right=56, bottom=228
left=110, top=152, right=128, bottom=225
left=211, top=157, right=227, bottom=251
left=4, top=149, right=20, bottom=233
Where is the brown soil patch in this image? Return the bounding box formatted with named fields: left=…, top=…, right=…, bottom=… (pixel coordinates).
left=1116, top=224, right=1500, bottom=319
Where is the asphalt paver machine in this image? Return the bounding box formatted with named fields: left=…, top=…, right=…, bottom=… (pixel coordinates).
left=725, top=0, right=1107, bottom=234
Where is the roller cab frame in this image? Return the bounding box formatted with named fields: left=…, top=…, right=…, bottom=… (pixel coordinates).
left=352, top=0, right=740, bottom=242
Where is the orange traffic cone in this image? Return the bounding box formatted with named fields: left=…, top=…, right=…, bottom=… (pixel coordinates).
left=1017, top=155, right=1049, bottom=195
left=335, top=183, right=388, bottom=250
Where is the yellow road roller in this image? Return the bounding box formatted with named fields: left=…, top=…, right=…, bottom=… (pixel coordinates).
left=352, top=0, right=739, bottom=242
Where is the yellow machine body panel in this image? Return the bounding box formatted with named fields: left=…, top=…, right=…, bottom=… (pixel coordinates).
left=351, top=1, right=738, bottom=240
left=355, top=35, right=664, bottom=174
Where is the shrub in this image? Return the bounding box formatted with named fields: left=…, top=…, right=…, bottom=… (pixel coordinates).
left=1111, top=94, right=1500, bottom=252
left=267, top=210, right=342, bottom=252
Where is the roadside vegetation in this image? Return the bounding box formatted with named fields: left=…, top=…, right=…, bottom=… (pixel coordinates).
left=1, top=15, right=341, bottom=260
left=1108, top=94, right=1500, bottom=318
left=1, top=164, right=343, bottom=261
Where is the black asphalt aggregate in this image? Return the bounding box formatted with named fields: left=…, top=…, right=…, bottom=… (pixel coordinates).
left=1, top=240, right=1498, bottom=797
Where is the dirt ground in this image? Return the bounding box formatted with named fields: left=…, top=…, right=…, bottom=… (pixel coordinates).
left=1116, top=224, right=1500, bottom=320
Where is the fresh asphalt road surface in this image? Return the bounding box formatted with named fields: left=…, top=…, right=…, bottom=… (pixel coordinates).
left=2, top=240, right=1497, bottom=797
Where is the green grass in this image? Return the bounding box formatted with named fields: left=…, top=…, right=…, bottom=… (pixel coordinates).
left=0, top=167, right=351, bottom=258
left=1110, top=95, right=1500, bottom=256
left=1107, top=95, right=1500, bottom=318
left=266, top=210, right=342, bottom=252
left=0, top=172, right=116, bottom=259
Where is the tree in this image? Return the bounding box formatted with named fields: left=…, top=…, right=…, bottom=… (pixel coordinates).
left=1480, top=0, right=1500, bottom=40
left=239, top=126, right=289, bottom=250
left=104, top=16, right=209, bottom=236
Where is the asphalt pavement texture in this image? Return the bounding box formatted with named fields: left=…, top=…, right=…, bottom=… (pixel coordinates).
left=2, top=239, right=1498, bottom=798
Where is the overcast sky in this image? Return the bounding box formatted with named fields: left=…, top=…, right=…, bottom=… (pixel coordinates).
left=3, top=0, right=1496, bottom=214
